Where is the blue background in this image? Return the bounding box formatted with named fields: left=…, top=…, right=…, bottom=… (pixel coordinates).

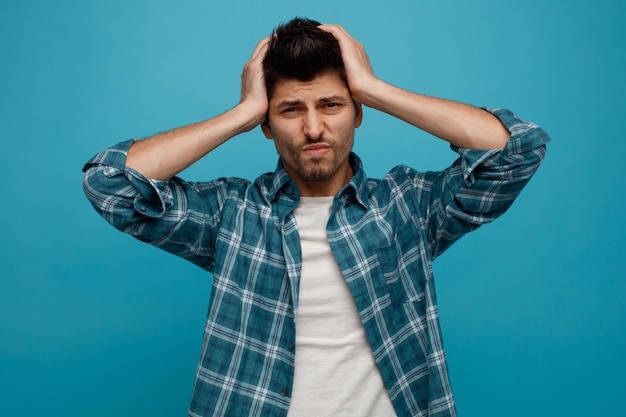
left=2, top=0, right=625, bottom=415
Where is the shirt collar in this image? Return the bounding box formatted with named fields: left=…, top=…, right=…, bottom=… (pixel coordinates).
left=339, top=153, right=370, bottom=209
left=265, top=158, right=299, bottom=203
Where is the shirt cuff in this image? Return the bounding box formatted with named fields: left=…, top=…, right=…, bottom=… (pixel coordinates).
left=127, top=167, right=173, bottom=218
left=451, top=108, right=550, bottom=186
left=82, top=139, right=173, bottom=218
left=82, top=139, right=135, bottom=172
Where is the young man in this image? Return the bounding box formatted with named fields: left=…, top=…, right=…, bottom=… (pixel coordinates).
left=83, top=18, right=549, bottom=417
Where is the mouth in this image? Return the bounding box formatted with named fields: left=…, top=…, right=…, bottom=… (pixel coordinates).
left=302, top=144, right=331, bottom=157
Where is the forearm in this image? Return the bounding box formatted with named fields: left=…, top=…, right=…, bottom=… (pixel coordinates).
left=360, top=79, right=510, bottom=150
left=317, top=24, right=509, bottom=150
left=126, top=37, right=270, bottom=180
left=126, top=102, right=262, bottom=180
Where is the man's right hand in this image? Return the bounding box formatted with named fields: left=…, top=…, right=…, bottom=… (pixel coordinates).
left=238, top=37, right=270, bottom=131
left=318, top=24, right=379, bottom=107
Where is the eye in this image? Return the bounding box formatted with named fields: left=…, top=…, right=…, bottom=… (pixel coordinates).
left=279, top=106, right=302, bottom=118
left=322, top=102, right=344, bottom=112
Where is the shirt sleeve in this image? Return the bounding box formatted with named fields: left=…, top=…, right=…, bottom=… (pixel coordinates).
left=81, top=140, right=228, bottom=272
left=425, top=107, right=550, bottom=258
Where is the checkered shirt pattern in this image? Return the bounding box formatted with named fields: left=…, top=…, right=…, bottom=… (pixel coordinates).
left=82, top=108, right=549, bottom=417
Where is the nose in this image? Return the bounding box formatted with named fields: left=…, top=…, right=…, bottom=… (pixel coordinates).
left=303, top=110, right=324, bottom=140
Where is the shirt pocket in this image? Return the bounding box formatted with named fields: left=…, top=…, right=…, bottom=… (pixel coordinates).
left=375, top=225, right=428, bottom=305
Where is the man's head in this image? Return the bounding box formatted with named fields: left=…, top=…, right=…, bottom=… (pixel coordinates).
left=260, top=17, right=362, bottom=197
left=263, top=17, right=346, bottom=99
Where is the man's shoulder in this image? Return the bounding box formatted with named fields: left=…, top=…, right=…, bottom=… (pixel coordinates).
left=364, top=163, right=435, bottom=191
left=189, top=172, right=274, bottom=195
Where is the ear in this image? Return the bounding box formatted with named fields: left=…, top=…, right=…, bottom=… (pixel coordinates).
left=354, top=102, right=363, bottom=128
left=261, top=118, right=273, bottom=139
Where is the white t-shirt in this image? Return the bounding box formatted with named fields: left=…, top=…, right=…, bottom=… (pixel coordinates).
left=287, top=197, right=397, bottom=417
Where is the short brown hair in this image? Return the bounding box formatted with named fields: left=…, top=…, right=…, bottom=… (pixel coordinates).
left=263, top=17, right=346, bottom=98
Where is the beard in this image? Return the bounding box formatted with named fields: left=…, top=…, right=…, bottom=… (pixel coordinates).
left=295, top=156, right=341, bottom=182
left=280, top=136, right=352, bottom=183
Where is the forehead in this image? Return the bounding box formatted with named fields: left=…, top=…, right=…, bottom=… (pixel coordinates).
left=269, top=72, right=351, bottom=104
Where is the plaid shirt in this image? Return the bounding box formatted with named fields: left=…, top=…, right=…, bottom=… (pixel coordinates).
left=82, top=108, right=548, bottom=417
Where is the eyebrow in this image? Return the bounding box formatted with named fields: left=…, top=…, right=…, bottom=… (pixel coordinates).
left=275, top=95, right=350, bottom=109
left=318, top=95, right=350, bottom=104
left=275, top=99, right=303, bottom=109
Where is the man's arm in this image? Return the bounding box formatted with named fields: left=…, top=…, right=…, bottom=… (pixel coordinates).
left=125, top=37, right=270, bottom=180
left=319, top=24, right=510, bottom=150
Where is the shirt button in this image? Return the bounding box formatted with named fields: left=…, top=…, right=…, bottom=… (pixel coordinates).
left=288, top=343, right=294, bottom=351
left=280, top=389, right=288, bottom=397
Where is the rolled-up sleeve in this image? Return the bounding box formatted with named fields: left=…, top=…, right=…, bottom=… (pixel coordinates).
left=82, top=140, right=222, bottom=271
left=428, top=108, right=550, bottom=257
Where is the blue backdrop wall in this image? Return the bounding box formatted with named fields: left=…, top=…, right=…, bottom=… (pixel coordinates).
left=2, top=0, right=625, bottom=416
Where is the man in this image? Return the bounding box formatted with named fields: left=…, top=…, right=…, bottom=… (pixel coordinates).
left=83, top=17, right=548, bottom=417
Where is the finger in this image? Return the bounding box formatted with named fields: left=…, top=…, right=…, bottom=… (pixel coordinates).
left=318, top=24, right=352, bottom=41
left=318, top=23, right=343, bottom=33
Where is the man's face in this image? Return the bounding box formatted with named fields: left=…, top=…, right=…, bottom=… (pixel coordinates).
left=262, top=72, right=363, bottom=196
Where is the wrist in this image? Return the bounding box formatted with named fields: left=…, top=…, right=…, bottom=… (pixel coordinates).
left=231, top=100, right=268, bottom=134
left=352, top=77, right=390, bottom=109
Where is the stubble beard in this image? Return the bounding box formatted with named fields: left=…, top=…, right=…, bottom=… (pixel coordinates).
left=287, top=138, right=348, bottom=183
left=297, top=157, right=339, bottom=182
